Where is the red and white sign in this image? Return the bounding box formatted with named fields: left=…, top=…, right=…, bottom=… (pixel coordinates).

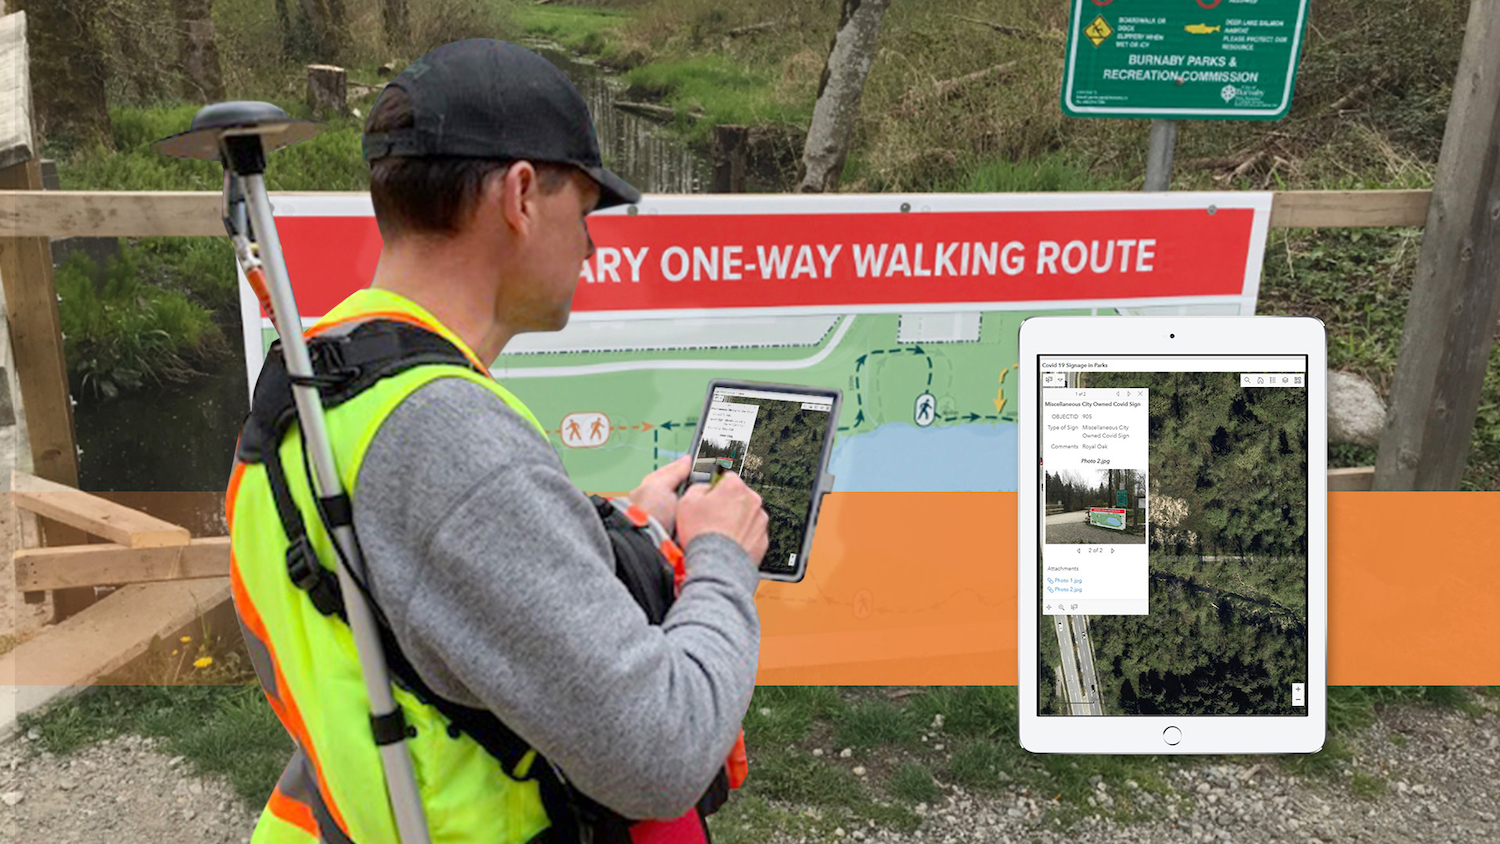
left=252, top=192, right=1272, bottom=321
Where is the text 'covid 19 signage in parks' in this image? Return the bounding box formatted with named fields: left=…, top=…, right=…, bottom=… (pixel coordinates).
left=1063, top=0, right=1311, bottom=120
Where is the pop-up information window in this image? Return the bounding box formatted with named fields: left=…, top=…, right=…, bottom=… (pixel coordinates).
left=1041, top=387, right=1149, bottom=615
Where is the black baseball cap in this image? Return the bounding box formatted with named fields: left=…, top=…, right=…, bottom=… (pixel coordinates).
left=362, top=39, right=641, bottom=209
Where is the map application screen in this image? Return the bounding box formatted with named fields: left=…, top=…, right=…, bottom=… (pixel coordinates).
left=1036, top=356, right=1309, bottom=717
left=693, top=386, right=834, bottom=576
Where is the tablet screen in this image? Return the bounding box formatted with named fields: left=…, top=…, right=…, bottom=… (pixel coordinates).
left=1035, top=355, right=1309, bottom=717
left=691, top=385, right=835, bottom=576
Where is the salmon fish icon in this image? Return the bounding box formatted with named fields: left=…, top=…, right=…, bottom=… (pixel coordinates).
left=1184, top=23, right=1222, bottom=34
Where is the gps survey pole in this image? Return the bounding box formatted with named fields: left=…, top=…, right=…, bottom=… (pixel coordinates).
left=155, top=102, right=434, bottom=844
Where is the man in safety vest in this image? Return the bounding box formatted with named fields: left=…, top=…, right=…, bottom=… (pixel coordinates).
left=227, top=39, right=768, bottom=844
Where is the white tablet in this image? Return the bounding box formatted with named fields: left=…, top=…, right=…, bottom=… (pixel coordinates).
left=1018, top=317, right=1326, bottom=754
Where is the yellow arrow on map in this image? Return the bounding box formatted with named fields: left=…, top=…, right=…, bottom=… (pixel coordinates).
left=993, top=364, right=1018, bottom=413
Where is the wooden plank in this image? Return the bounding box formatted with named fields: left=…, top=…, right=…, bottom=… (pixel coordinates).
left=1328, top=466, right=1375, bottom=492
left=0, top=577, right=232, bottom=686
left=0, top=12, right=34, bottom=172
left=0, top=156, right=94, bottom=621
left=14, top=536, right=229, bottom=591
left=0, top=190, right=364, bottom=237
left=1269, top=190, right=1431, bottom=228
left=0, top=161, right=77, bottom=487
left=0, top=188, right=1438, bottom=238
left=13, top=471, right=190, bottom=548
left=0, top=190, right=223, bottom=237
left=1376, top=0, right=1500, bottom=490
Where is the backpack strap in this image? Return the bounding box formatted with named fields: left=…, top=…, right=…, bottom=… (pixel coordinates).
left=238, top=318, right=678, bottom=842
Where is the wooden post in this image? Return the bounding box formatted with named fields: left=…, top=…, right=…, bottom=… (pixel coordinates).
left=0, top=11, right=93, bottom=620
left=306, top=64, right=347, bottom=119
left=1374, top=0, right=1500, bottom=490
left=711, top=124, right=748, bottom=193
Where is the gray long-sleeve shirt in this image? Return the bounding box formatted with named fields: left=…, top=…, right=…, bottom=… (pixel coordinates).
left=352, top=376, right=761, bottom=820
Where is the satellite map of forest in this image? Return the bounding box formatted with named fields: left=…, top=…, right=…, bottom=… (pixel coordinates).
left=1041, top=370, right=1310, bottom=717
left=713, top=393, right=832, bottom=576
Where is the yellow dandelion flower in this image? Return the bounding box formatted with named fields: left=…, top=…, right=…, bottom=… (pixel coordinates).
left=180, top=636, right=192, bottom=643
left=171, top=650, right=179, bottom=656
left=193, top=657, right=214, bottom=669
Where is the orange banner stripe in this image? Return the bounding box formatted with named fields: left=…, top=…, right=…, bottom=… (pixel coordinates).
left=753, top=491, right=1500, bottom=686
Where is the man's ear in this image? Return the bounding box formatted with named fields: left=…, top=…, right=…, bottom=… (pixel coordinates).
left=498, top=162, right=540, bottom=236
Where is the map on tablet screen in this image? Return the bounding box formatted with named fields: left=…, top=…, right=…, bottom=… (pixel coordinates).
left=1037, top=357, right=1310, bottom=718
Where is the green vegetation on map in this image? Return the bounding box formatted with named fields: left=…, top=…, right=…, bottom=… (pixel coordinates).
left=1046, top=371, right=1309, bottom=716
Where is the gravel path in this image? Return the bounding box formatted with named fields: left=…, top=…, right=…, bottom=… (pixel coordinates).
left=1045, top=520, right=1147, bottom=544
left=0, top=731, right=259, bottom=844
left=0, top=699, right=1494, bottom=843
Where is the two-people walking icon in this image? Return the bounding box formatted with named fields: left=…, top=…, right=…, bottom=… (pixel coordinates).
left=560, top=412, right=612, bottom=448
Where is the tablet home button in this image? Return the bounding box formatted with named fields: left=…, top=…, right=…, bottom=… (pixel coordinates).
left=1163, top=726, right=1182, bottom=746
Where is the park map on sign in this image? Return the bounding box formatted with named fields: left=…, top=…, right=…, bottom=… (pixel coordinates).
left=487, top=310, right=1051, bottom=493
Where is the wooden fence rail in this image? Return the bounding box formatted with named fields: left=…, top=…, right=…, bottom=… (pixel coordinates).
left=0, top=188, right=1434, bottom=238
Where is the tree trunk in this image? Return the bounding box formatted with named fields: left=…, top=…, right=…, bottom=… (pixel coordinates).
left=306, top=64, right=347, bottom=119
left=297, top=0, right=346, bottom=61
left=382, top=0, right=409, bottom=52
left=798, top=0, right=890, bottom=193
left=272, top=0, right=295, bottom=57
left=13, top=0, right=113, bottom=151
left=174, top=0, right=225, bottom=103
left=325, top=0, right=349, bottom=57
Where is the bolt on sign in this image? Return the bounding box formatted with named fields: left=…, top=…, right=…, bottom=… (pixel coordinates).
left=1062, top=0, right=1312, bottom=120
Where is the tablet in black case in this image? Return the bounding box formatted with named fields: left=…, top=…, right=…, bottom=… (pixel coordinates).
left=686, top=379, right=841, bottom=582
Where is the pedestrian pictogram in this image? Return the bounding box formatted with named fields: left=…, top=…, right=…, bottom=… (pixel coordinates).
left=914, top=392, right=936, bottom=427
left=1085, top=16, right=1112, bottom=47
left=560, top=412, right=611, bottom=448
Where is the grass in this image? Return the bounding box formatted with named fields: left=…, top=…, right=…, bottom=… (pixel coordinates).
left=889, top=762, right=943, bottom=805
left=56, top=246, right=228, bottom=400
left=22, top=685, right=289, bottom=807
left=622, top=55, right=810, bottom=141
left=948, top=152, right=1128, bottom=194
left=513, top=3, right=632, bottom=62
left=832, top=698, right=923, bottom=750
left=1349, top=770, right=1387, bottom=799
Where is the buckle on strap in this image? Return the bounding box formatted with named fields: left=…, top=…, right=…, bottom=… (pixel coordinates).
left=286, top=536, right=344, bottom=618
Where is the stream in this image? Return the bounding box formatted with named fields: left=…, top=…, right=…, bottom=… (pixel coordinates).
left=71, top=47, right=711, bottom=533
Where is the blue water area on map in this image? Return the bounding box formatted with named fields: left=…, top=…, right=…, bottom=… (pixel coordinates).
left=828, top=422, right=1019, bottom=492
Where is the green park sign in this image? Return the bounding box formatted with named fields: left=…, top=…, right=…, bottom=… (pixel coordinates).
left=1117, top=489, right=1129, bottom=507
left=1062, top=0, right=1311, bottom=120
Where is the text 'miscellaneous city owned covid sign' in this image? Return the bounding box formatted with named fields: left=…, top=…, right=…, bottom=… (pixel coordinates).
left=1062, top=0, right=1312, bottom=120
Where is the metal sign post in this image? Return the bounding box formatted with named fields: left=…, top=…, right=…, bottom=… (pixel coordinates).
left=1144, top=119, right=1178, bottom=191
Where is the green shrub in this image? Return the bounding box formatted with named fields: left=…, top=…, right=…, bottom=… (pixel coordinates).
left=57, top=245, right=227, bottom=400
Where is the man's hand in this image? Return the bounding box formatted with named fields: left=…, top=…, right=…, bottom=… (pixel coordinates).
left=625, top=455, right=691, bottom=534
left=676, top=472, right=769, bottom=566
